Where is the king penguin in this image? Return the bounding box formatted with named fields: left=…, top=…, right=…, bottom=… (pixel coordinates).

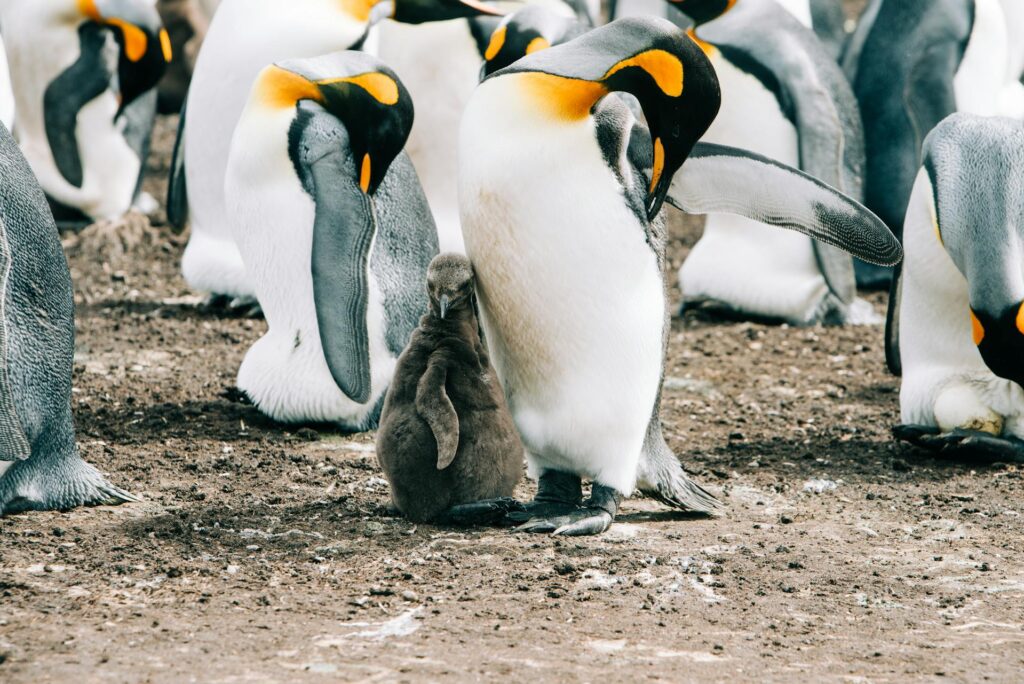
left=665, top=0, right=870, bottom=325
left=0, top=34, right=15, bottom=131
left=170, top=0, right=501, bottom=303
left=459, top=17, right=901, bottom=535
left=225, top=51, right=438, bottom=430
left=0, top=123, right=135, bottom=514
left=842, top=0, right=1011, bottom=289
left=891, top=114, right=1024, bottom=459
left=374, top=0, right=583, bottom=254
left=0, top=0, right=170, bottom=225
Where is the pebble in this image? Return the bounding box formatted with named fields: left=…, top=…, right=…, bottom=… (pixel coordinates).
left=402, top=591, right=419, bottom=602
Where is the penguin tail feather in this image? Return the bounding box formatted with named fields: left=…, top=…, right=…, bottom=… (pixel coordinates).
left=95, top=481, right=141, bottom=506
left=637, top=420, right=723, bottom=515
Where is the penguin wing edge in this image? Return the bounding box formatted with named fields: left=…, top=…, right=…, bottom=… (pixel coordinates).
left=415, top=360, right=459, bottom=470
left=667, top=142, right=902, bottom=268
left=0, top=215, right=31, bottom=461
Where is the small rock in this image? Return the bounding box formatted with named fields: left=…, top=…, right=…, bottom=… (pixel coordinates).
left=554, top=562, right=576, bottom=576
left=296, top=427, right=320, bottom=442
left=401, top=590, right=419, bottom=602
left=369, top=586, right=394, bottom=596
left=779, top=515, right=793, bottom=525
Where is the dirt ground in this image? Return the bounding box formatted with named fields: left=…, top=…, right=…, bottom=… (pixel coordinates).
left=4, top=10, right=1024, bottom=684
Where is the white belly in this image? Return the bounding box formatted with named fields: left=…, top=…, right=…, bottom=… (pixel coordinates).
left=460, top=86, right=663, bottom=492
left=898, top=170, right=1024, bottom=437
left=680, top=55, right=828, bottom=323
left=226, top=112, right=393, bottom=428
left=182, top=0, right=366, bottom=296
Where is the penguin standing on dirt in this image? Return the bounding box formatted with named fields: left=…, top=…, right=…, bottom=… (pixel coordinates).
left=170, top=0, right=502, bottom=304
left=225, top=52, right=438, bottom=430
left=891, top=114, right=1024, bottom=460
left=377, top=254, right=523, bottom=524
left=459, top=18, right=902, bottom=535
left=843, top=0, right=1010, bottom=289
left=0, top=0, right=170, bottom=225
left=667, top=0, right=870, bottom=326
left=0, top=124, right=134, bottom=514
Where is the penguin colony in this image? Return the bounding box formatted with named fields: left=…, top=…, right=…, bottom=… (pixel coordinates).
left=0, top=0, right=1019, bottom=537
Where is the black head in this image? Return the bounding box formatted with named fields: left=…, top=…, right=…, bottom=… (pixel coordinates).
left=491, top=17, right=721, bottom=220
left=664, top=0, right=736, bottom=26
left=970, top=306, right=1024, bottom=388
left=426, top=254, right=475, bottom=320
left=266, top=52, right=414, bottom=195
left=391, top=0, right=505, bottom=24
left=80, top=0, right=171, bottom=114
left=481, top=6, right=584, bottom=77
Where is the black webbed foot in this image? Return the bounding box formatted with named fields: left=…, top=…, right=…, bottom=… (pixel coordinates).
left=503, top=470, right=583, bottom=525
left=515, top=483, right=621, bottom=537
left=894, top=424, right=1024, bottom=462
left=438, top=497, right=525, bottom=527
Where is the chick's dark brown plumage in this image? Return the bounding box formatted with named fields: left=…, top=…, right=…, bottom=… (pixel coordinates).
left=376, top=255, right=522, bottom=523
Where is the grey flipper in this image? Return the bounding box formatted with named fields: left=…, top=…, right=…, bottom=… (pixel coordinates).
left=884, top=262, right=903, bottom=375
left=664, top=142, right=902, bottom=268
left=0, top=215, right=30, bottom=462
left=696, top=1, right=863, bottom=305
left=167, top=97, right=188, bottom=231
left=295, top=109, right=375, bottom=404
left=839, top=0, right=881, bottom=76
left=120, top=89, right=157, bottom=205
left=42, top=23, right=112, bottom=189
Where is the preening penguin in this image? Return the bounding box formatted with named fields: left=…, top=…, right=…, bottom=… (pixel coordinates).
left=664, top=0, right=870, bottom=325
left=376, top=254, right=523, bottom=524
left=172, top=0, right=502, bottom=302
left=459, top=17, right=901, bottom=535
left=0, top=124, right=135, bottom=514
left=226, top=51, right=438, bottom=430
left=843, top=0, right=1010, bottom=289
left=892, top=114, right=1024, bottom=459
left=0, top=0, right=170, bottom=225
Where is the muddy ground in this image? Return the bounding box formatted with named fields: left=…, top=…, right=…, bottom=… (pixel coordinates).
left=4, top=16, right=1024, bottom=684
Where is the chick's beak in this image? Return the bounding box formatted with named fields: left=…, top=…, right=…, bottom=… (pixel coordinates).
left=439, top=295, right=451, bottom=319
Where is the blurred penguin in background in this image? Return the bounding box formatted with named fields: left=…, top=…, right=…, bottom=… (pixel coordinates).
left=843, top=0, right=1012, bottom=289
left=155, top=0, right=209, bottom=113
left=170, top=0, right=503, bottom=308
left=667, top=0, right=871, bottom=326
left=0, top=0, right=170, bottom=228
left=892, top=114, right=1024, bottom=461
left=0, top=34, right=15, bottom=131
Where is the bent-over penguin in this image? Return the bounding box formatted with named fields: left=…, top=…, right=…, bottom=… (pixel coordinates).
left=892, top=114, right=1024, bottom=460
left=0, top=123, right=135, bottom=514
left=171, top=0, right=501, bottom=303
left=377, top=254, right=523, bottom=523
left=459, top=17, right=902, bottom=535
left=843, top=0, right=1010, bottom=289
left=1, top=0, right=170, bottom=225
left=226, top=51, right=438, bottom=430
left=667, top=0, right=870, bottom=325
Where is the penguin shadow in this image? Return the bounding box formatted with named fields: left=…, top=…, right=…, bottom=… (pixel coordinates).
left=77, top=298, right=264, bottom=322
left=712, top=434, right=994, bottom=485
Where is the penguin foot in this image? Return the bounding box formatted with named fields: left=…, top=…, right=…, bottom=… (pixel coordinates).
left=0, top=456, right=138, bottom=516
left=64, top=211, right=157, bottom=263
left=515, top=484, right=621, bottom=537
left=894, top=424, right=1024, bottom=463
left=503, top=470, right=584, bottom=525
left=437, top=497, right=526, bottom=527
left=201, top=294, right=263, bottom=318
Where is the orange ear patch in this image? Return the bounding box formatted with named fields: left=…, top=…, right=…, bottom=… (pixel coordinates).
left=321, top=72, right=400, bottom=105
left=159, top=28, right=173, bottom=62
left=525, top=37, right=550, bottom=55
left=970, top=309, right=985, bottom=346
left=604, top=49, right=684, bottom=97
left=686, top=28, right=717, bottom=58
left=77, top=0, right=101, bottom=21
left=485, top=26, right=507, bottom=61
left=258, top=66, right=324, bottom=108
left=107, top=19, right=149, bottom=62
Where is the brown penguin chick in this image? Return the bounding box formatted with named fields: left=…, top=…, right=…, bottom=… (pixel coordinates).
left=376, top=254, right=524, bottom=524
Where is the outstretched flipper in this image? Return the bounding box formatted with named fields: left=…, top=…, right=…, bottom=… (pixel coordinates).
left=167, top=96, right=189, bottom=232
left=415, top=359, right=460, bottom=469
left=665, top=142, right=902, bottom=269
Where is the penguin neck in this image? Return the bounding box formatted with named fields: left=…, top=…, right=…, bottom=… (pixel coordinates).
left=427, top=305, right=486, bottom=357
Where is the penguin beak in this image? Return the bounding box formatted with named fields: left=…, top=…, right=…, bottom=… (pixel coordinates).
left=439, top=295, right=451, bottom=319
left=391, top=0, right=506, bottom=24
left=971, top=303, right=1024, bottom=389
